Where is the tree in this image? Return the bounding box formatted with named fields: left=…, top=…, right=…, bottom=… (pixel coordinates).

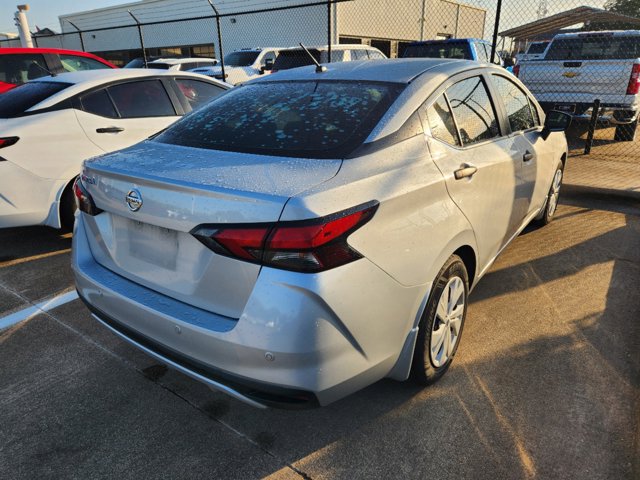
left=585, top=0, right=640, bottom=30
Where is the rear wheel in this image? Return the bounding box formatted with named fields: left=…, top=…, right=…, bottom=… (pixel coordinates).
left=411, top=255, right=469, bottom=385
left=614, top=120, right=638, bottom=142
left=59, top=180, right=77, bottom=232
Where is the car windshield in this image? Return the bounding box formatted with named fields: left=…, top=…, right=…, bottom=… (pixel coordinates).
left=224, top=52, right=260, bottom=67
left=0, top=81, right=71, bottom=118
left=402, top=42, right=472, bottom=60
left=155, top=80, right=404, bottom=159
left=545, top=35, right=640, bottom=60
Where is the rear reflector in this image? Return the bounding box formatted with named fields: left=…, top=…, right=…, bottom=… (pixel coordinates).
left=627, top=63, right=640, bottom=95
left=73, top=176, right=103, bottom=216
left=0, top=137, right=19, bottom=149
left=512, top=64, right=520, bottom=78
left=192, top=202, right=378, bottom=273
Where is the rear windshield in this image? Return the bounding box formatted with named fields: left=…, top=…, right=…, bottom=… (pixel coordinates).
left=155, top=80, right=403, bottom=159
left=402, top=42, right=472, bottom=60
left=148, top=63, right=172, bottom=70
left=272, top=50, right=342, bottom=71
left=526, top=42, right=549, bottom=54
left=224, top=51, right=260, bottom=67
left=0, top=81, right=71, bottom=118
left=546, top=35, right=640, bottom=60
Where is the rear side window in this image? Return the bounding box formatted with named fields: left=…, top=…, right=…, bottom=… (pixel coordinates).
left=446, top=76, right=499, bottom=146
left=368, top=49, right=386, bottom=60
left=351, top=49, right=369, bottom=61
left=59, top=54, right=110, bottom=72
left=426, top=95, right=459, bottom=146
left=156, top=81, right=403, bottom=159
left=175, top=79, right=225, bottom=110
left=546, top=35, right=640, bottom=60
left=0, top=54, right=49, bottom=85
left=107, top=80, right=175, bottom=118
left=0, top=81, right=71, bottom=118
left=81, top=89, right=117, bottom=118
left=491, top=75, right=535, bottom=132
left=475, top=43, right=488, bottom=62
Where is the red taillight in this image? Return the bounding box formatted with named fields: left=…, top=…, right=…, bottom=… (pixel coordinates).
left=627, top=63, right=640, bottom=95
left=73, top=176, right=103, bottom=216
left=192, top=202, right=378, bottom=273
left=513, top=64, right=520, bottom=78
left=0, top=137, right=19, bottom=149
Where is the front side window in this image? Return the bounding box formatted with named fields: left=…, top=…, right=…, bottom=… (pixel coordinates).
left=59, top=54, right=110, bottom=72
left=0, top=54, right=49, bottom=85
left=446, top=76, right=499, bottom=146
left=156, top=81, right=403, bottom=159
left=492, top=75, right=535, bottom=132
left=175, top=79, right=226, bottom=110
left=107, top=80, right=175, bottom=118
left=426, top=95, right=459, bottom=146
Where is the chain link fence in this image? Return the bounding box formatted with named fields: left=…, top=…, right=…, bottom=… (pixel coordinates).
left=2, top=0, right=640, bottom=167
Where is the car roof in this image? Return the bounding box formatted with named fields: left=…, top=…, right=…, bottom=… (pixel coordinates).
left=27, top=69, right=228, bottom=110
left=407, top=38, right=486, bottom=46
left=149, top=57, right=216, bottom=65
left=0, top=47, right=115, bottom=66
left=253, top=58, right=470, bottom=84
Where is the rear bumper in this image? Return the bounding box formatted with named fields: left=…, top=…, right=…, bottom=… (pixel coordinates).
left=72, top=214, right=424, bottom=408
left=538, top=101, right=638, bottom=124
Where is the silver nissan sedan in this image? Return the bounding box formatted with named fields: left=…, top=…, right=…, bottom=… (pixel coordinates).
left=72, top=59, right=569, bottom=408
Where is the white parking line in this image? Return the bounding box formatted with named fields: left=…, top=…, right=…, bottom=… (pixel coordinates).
left=0, top=290, right=79, bottom=330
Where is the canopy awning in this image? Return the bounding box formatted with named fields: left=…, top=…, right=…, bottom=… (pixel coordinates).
left=499, top=6, right=640, bottom=40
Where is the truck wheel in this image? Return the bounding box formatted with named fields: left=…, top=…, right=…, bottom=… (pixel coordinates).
left=614, top=120, right=638, bottom=142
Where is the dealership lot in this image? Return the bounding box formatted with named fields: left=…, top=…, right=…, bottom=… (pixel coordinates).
left=1, top=184, right=638, bottom=479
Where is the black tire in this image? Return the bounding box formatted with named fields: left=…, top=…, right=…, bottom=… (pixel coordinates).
left=411, top=255, right=469, bottom=385
left=534, top=161, right=563, bottom=227
left=59, top=180, right=77, bottom=232
left=614, top=121, right=638, bottom=142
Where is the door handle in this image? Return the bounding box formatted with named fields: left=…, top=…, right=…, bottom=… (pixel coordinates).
left=96, top=127, right=124, bottom=133
left=523, top=151, right=534, bottom=162
left=454, top=163, right=478, bottom=180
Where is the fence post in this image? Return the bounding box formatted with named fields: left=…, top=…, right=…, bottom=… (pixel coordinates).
left=490, top=0, right=503, bottom=63
left=127, top=10, right=147, bottom=67
left=66, top=20, right=85, bottom=52
left=584, top=99, right=600, bottom=155
left=207, top=1, right=226, bottom=81
left=327, top=0, right=332, bottom=62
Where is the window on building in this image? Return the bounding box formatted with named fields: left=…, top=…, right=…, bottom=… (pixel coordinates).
left=191, top=45, right=216, bottom=58
left=339, top=37, right=362, bottom=44
left=107, top=80, right=176, bottom=118
left=370, top=39, right=391, bottom=58
left=446, top=76, right=499, bottom=146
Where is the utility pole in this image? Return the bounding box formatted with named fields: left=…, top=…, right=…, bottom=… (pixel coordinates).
left=15, top=4, right=33, bottom=48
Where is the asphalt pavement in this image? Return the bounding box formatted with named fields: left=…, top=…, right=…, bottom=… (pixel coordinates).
left=1, top=191, right=638, bottom=479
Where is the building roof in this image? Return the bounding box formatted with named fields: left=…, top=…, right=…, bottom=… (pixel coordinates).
left=499, top=6, right=640, bottom=40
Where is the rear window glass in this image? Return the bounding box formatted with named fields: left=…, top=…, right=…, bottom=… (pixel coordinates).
left=402, top=42, right=472, bottom=60
left=526, top=42, right=548, bottom=54
left=0, top=81, right=71, bottom=118
left=272, top=50, right=344, bottom=71
left=148, top=63, right=172, bottom=70
left=546, top=35, right=640, bottom=60
left=224, top=51, right=260, bottom=67
left=156, top=81, right=403, bottom=159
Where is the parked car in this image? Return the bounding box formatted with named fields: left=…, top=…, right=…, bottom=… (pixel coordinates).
left=0, top=69, right=228, bottom=230
left=270, top=44, right=386, bottom=72
left=515, top=41, right=551, bottom=62
left=73, top=59, right=570, bottom=408
left=189, top=48, right=280, bottom=85
left=147, top=58, right=218, bottom=71
left=402, top=38, right=502, bottom=65
left=0, top=47, right=115, bottom=93
left=123, top=56, right=173, bottom=68
left=514, top=30, right=640, bottom=141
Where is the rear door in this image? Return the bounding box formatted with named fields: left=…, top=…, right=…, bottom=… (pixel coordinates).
left=75, top=78, right=182, bottom=152
left=424, top=73, right=520, bottom=270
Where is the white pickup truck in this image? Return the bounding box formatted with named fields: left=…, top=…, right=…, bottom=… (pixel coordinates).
left=514, top=30, right=640, bottom=141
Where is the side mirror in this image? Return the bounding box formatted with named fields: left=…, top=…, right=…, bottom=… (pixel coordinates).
left=542, top=110, right=572, bottom=139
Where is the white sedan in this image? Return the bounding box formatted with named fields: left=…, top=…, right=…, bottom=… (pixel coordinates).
left=0, top=69, right=228, bottom=230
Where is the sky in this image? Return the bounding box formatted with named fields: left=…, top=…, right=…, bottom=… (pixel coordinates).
left=0, top=0, right=133, bottom=34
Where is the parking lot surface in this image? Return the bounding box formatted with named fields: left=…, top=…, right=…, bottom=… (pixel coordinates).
left=1, top=189, right=639, bottom=479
